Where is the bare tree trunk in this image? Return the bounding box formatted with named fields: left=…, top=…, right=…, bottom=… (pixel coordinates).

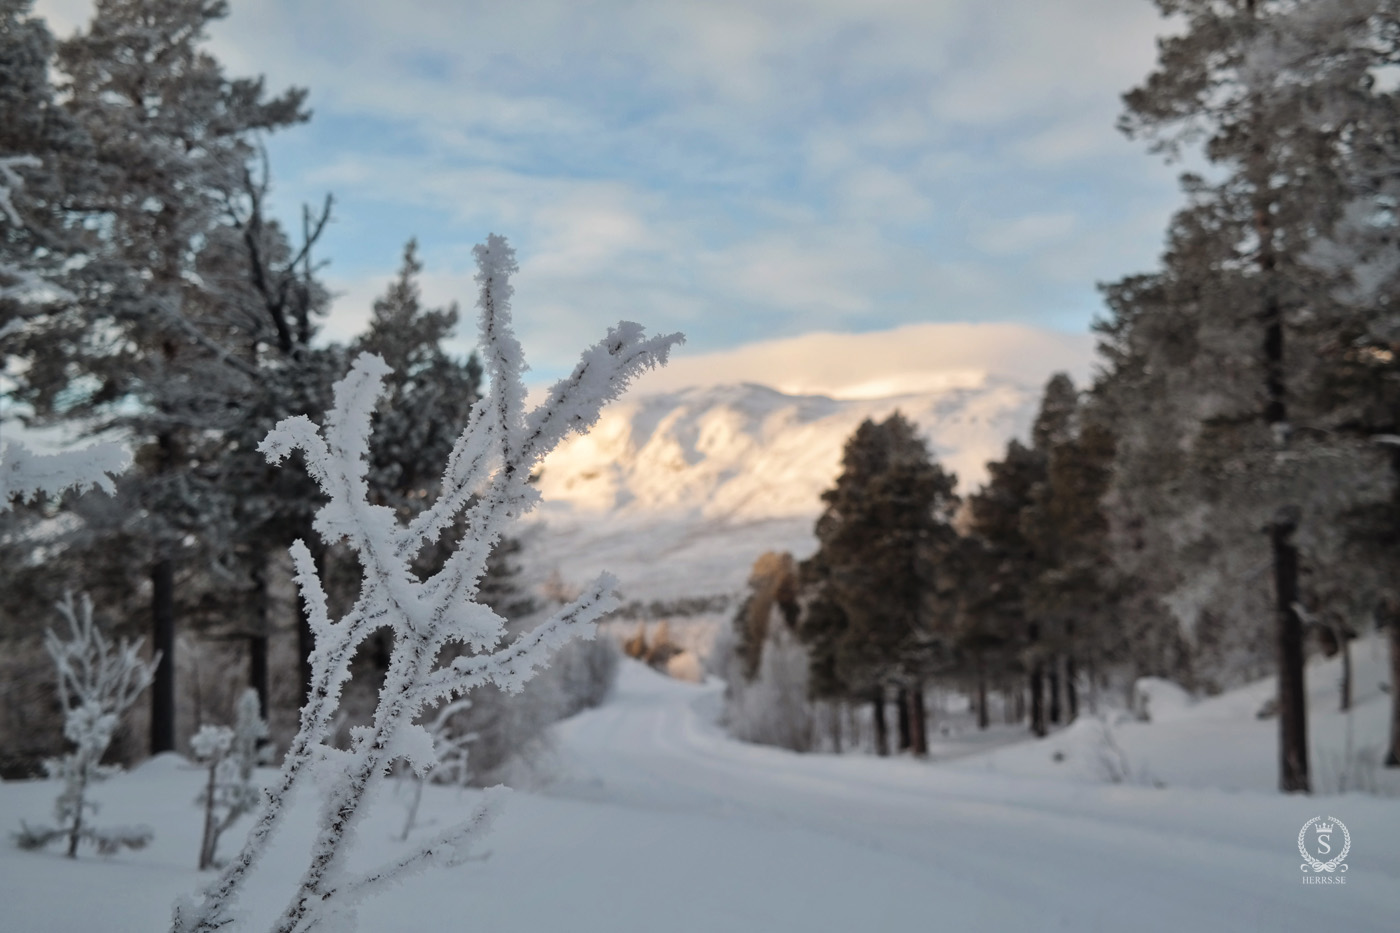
left=1339, top=630, right=1352, bottom=714
left=151, top=557, right=177, bottom=754
left=828, top=702, right=843, bottom=754
left=896, top=687, right=912, bottom=752
left=249, top=557, right=270, bottom=720
left=1087, top=654, right=1099, bottom=715
left=1387, top=619, right=1400, bottom=768
left=1243, top=88, right=1307, bottom=793
left=909, top=681, right=928, bottom=757
left=199, top=762, right=220, bottom=870
left=1012, top=679, right=1025, bottom=724
left=872, top=689, right=889, bottom=757
left=975, top=652, right=989, bottom=730
left=1066, top=655, right=1079, bottom=722
left=1272, top=511, right=1309, bottom=793
left=1048, top=658, right=1062, bottom=725
left=1030, top=664, right=1047, bottom=737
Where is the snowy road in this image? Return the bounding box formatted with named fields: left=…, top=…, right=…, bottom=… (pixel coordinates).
left=544, top=662, right=1400, bottom=933
left=3, top=660, right=1398, bottom=932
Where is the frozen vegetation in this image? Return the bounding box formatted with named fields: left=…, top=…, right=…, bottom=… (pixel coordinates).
left=171, top=237, right=680, bottom=932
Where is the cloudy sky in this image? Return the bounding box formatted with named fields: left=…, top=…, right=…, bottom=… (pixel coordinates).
left=36, top=0, right=1183, bottom=384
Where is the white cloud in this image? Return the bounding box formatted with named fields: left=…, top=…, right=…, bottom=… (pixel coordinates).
left=972, top=212, right=1080, bottom=255
left=627, top=321, right=1096, bottom=399
left=31, top=0, right=1184, bottom=378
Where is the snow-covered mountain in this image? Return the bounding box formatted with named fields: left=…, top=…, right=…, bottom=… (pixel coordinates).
left=521, top=371, right=1045, bottom=604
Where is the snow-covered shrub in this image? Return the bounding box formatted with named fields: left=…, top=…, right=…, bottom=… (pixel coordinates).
left=453, top=632, right=621, bottom=787
left=173, top=235, right=680, bottom=933
left=725, top=623, right=816, bottom=752
left=550, top=633, right=620, bottom=716
left=192, top=689, right=270, bottom=870
left=13, top=593, right=158, bottom=857
left=1091, top=714, right=1161, bottom=787
left=398, top=697, right=475, bottom=840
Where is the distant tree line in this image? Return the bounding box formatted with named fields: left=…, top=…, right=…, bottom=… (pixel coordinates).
left=726, top=0, right=1400, bottom=790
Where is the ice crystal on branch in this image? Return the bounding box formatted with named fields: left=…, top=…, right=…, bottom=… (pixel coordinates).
left=13, top=593, right=158, bottom=858
left=173, top=234, right=681, bottom=933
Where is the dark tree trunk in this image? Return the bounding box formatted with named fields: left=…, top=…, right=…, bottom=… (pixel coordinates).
left=1086, top=654, right=1099, bottom=715
left=1339, top=630, right=1352, bottom=714
left=896, top=687, right=912, bottom=752
left=1066, top=655, right=1079, bottom=722
left=1012, top=680, right=1025, bottom=724
left=909, top=682, right=928, bottom=757
left=249, top=557, right=270, bottom=719
left=872, top=690, right=889, bottom=757
left=1029, top=664, right=1047, bottom=737
left=1048, top=659, right=1062, bottom=725
left=150, top=558, right=177, bottom=754
left=975, top=652, right=989, bottom=731
left=1387, top=620, right=1400, bottom=768
left=1246, top=101, right=1307, bottom=792
left=1272, top=512, right=1309, bottom=793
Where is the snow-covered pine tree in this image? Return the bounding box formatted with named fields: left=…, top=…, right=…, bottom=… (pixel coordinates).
left=191, top=688, right=270, bottom=871
left=1113, top=0, right=1400, bottom=791
left=13, top=592, right=158, bottom=857
left=28, top=0, right=312, bottom=756
left=172, top=234, right=681, bottom=933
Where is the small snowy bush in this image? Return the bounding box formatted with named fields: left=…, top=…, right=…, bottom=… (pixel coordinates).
left=173, top=235, right=680, bottom=933
left=725, top=623, right=816, bottom=752
left=13, top=593, right=158, bottom=858
left=192, top=689, right=271, bottom=870
left=398, top=697, right=475, bottom=840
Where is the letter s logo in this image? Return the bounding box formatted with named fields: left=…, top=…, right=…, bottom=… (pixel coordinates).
left=1317, top=834, right=1331, bottom=856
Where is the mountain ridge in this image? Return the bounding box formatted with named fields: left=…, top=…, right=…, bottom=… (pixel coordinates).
left=522, top=373, right=1043, bottom=604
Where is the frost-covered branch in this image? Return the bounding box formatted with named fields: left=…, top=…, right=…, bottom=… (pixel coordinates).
left=0, top=439, right=130, bottom=508
left=174, top=234, right=681, bottom=933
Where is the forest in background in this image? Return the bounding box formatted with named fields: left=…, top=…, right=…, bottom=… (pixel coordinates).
left=719, top=0, right=1400, bottom=793
left=2, top=0, right=1399, bottom=799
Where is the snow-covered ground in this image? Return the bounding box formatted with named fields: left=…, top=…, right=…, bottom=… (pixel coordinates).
left=4, top=643, right=1399, bottom=932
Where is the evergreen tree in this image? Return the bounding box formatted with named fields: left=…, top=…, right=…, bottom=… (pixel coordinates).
left=965, top=439, right=1045, bottom=734
left=8, top=0, right=312, bottom=753
left=802, top=412, right=958, bottom=756
left=1110, top=0, right=1400, bottom=791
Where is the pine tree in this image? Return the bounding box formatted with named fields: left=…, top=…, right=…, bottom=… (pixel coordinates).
left=802, top=412, right=958, bottom=756
left=965, top=439, right=1044, bottom=734
left=1113, top=0, right=1400, bottom=791
left=13, top=0, right=313, bottom=753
